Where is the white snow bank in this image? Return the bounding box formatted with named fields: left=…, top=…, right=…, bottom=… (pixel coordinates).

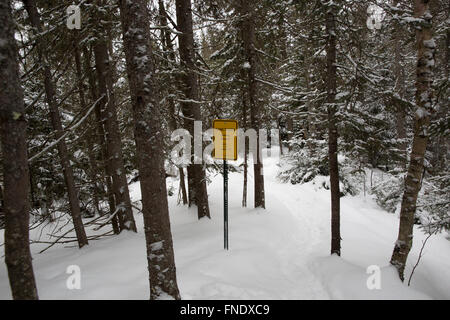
left=312, top=255, right=429, bottom=299
left=0, top=147, right=449, bottom=299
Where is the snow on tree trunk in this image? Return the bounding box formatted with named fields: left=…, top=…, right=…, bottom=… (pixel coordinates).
left=23, top=0, right=88, bottom=248
left=73, top=44, right=101, bottom=217
left=118, top=0, right=181, bottom=299
left=242, top=89, right=248, bottom=208
left=83, top=46, right=120, bottom=234
left=158, top=0, right=188, bottom=206
left=0, top=0, right=39, bottom=300
left=236, top=0, right=266, bottom=209
left=93, top=40, right=136, bottom=233
left=175, top=0, right=211, bottom=219
left=325, top=1, right=341, bottom=256
left=390, top=0, right=435, bottom=281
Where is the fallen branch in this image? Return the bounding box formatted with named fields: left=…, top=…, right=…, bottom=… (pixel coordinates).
left=407, top=232, right=435, bottom=286
left=92, top=207, right=121, bottom=231
left=33, top=231, right=114, bottom=246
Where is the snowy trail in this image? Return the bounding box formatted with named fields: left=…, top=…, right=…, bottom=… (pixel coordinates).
left=257, top=154, right=331, bottom=299
left=172, top=162, right=329, bottom=299
left=0, top=147, right=449, bottom=299
left=171, top=148, right=329, bottom=299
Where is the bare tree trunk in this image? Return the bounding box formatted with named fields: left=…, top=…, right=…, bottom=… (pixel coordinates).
left=187, top=167, right=194, bottom=207
left=73, top=43, right=101, bottom=216
left=237, top=0, right=265, bottom=209
left=169, top=100, right=188, bottom=206
left=93, top=40, right=136, bottom=233
left=23, top=0, right=88, bottom=248
left=170, top=107, right=189, bottom=206
left=83, top=46, right=119, bottom=233
left=0, top=0, right=38, bottom=299
left=159, top=0, right=188, bottom=206
left=242, top=90, right=248, bottom=207
left=179, top=168, right=188, bottom=205
left=390, top=0, right=435, bottom=281
left=325, top=2, right=341, bottom=256
left=119, top=0, right=181, bottom=299
left=175, top=0, right=211, bottom=219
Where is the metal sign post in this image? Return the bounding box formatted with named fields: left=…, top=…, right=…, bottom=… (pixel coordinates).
left=223, top=159, right=229, bottom=250
left=212, top=119, right=237, bottom=251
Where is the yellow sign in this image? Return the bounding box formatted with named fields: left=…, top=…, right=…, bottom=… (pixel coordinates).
left=213, top=119, right=238, bottom=160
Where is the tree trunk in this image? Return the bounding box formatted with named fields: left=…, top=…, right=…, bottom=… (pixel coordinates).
left=175, top=0, right=211, bottom=219
left=242, top=90, right=248, bottom=207
left=159, top=0, right=188, bottom=206
left=23, top=0, right=88, bottom=248
left=390, top=0, right=435, bottom=281
left=179, top=168, right=188, bottom=205
left=325, top=2, right=341, bottom=256
left=73, top=42, right=101, bottom=216
left=0, top=0, right=39, bottom=299
left=93, top=40, right=136, bottom=233
left=83, top=46, right=119, bottom=233
left=237, top=0, right=265, bottom=209
left=119, top=0, right=181, bottom=299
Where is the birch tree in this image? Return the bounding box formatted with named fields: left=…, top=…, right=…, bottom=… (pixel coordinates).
left=391, top=0, right=436, bottom=281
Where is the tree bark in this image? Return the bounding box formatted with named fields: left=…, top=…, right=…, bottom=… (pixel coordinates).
left=391, top=0, right=435, bottom=281
left=93, top=39, right=136, bottom=233
left=325, top=2, right=341, bottom=256
left=242, top=89, right=248, bottom=207
left=175, top=0, right=211, bottom=219
left=0, top=0, right=39, bottom=299
left=73, top=42, right=101, bottom=217
left=23, top=0, right=88, bottom=248
left=159, top=0, right=188, bottom=206
left=237, top=0, right=265, bottom=209
left=83, top=46, right=119, bottom=233
left=119, top=0, right=181, bottom=299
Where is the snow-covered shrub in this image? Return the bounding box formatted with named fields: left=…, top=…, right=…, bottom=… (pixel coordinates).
left=369, top=168, right=449, bottom=231
left=278, top=139, right=329, bottom=185
left=278, top=141, right=360, bottom=196
left=370, top=172, right=404, bottom=213
left=418, top=174, right=450, bottom=233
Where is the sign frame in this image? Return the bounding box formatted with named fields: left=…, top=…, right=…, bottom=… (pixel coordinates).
left=212, top=119, right=238, bottom=161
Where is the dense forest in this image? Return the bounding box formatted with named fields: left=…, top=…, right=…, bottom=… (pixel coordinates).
left=0, top=0, right=448, bottom=300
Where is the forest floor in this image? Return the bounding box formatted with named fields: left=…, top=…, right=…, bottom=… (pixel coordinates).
left=1, top=147, right=449, bottom=299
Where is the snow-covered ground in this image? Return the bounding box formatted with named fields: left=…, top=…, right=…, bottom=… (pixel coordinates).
left=1, top=147, right=449, bottom=299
